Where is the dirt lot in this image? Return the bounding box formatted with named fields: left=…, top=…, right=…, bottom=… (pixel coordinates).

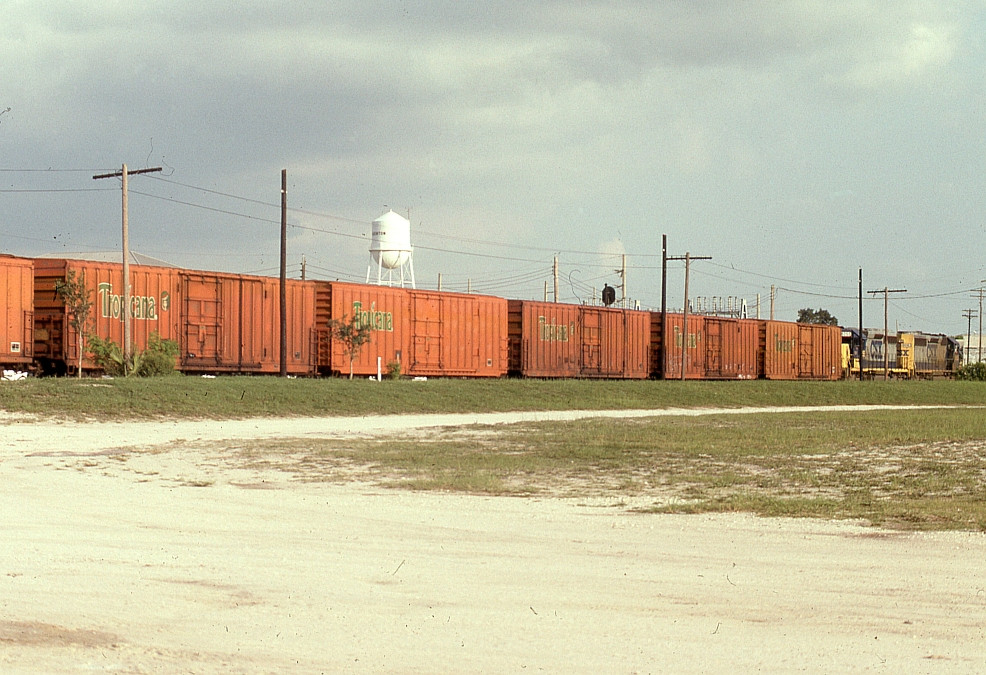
left=2, top=409, right=985, bottom=673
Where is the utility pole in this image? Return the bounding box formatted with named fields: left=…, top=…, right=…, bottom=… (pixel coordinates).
left=279, top=169, right=287, bottom=377
left=667, top=251, right=712, bottom=380
left=553, top=257, right=559, bottom=302
left=976, top=283, right=985, bottom=363
left=619, top=254, right=627, bottom=307
left=963, top=309, right=977, bottom=365
left=92, top=164, right=162, bottom=375
left=858, top=268, right=863, bottom=381
left=660, top=235, right=667, bottom=379
left=867, top=286, right=906, bottom=380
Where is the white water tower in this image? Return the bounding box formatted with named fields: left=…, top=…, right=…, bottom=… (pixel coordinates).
left=367, top=209, right=416, bottom=288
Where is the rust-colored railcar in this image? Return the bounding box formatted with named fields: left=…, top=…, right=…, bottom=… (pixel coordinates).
left=315, top=281, right=507, bottom=377
left=181, top=271, right=314, bottom=374
left=33, top=258, right=181, bottom=374
left=314, top=281, right=411, bottom=377
left=657, top=313, right=758, bottom=380
left=406, top=289, right=508, bottom=377
left=508, top=300, right=650, bottom=378
left=0, top=255, right=34, bottom=370
left=761, top=320, right=841, bottom=380
left=700, top=316, right=759, bottom=379
left=658, top=313, right=707, bottom=379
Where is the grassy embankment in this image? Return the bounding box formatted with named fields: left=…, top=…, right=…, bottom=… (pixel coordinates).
left=4, top=376, right=985, bottom=530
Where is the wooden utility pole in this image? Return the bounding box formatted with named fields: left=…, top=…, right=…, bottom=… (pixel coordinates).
left=553, top=257, right=559, bottom=302
left=92, top=164, right=162, bottom=375
left=977, top=283, right=985, bottom=363
left=660, top=235, right=667, bottom=379
left=867, top=286, right=906, bottom=379
left=667, top=251, right=712, bottom=380
left=858, top=269, right=864, bottom=381
left=962, top=309, right=977, bottom=365
left=280, top=169, right=287, bottom=377
left=620, top=254, right=627, bottom=307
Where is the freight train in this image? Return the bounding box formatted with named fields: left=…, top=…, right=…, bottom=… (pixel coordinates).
left=0, top=253, right=959, bottom=380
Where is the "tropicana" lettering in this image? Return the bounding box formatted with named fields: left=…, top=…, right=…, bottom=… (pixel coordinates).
left=353, top=300, right=393, bottom=332
left=97, top=282, right=166, bottom=321
left=538, top=316, right=576, bottom=342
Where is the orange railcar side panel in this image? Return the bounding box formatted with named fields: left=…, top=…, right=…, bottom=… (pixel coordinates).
left=181, top=271, right=314, bottom=374
left=315, top=282, right=507, bottom=378
left=661, top=313, right=707, bottom=379
left=701, top=317, right=759, bottom=379
left=0, top=255, right=34, bottom=367
left=33, top=258, right=180, bottom=372
left=316, top=281, right=412, bottom=377
left=762, top=321, right=841, bottom=380
left=508, top=300, right=649, bottom=379
left=407, top=290, right=507, bottom=377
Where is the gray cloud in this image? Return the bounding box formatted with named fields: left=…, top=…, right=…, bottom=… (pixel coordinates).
left=1, top=1, right=984, bottom=331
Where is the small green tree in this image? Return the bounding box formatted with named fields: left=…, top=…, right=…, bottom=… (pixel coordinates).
left=328, top=314, right=372, bottom=379
left=797, top=308, right=839, bottom=326
left=54, top=270, right=93, bottom=378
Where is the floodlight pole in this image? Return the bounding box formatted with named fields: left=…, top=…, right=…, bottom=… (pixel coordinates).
left=93, top=164, right=162, bottom=375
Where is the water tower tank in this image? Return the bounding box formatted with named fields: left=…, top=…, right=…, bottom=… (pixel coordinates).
left=370, top=210, right=412, bottom=269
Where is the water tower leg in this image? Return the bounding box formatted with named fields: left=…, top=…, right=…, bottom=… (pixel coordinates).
left=408, top=257, right=416, bottom=290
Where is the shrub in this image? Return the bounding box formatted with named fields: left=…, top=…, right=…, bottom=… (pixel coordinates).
left=386, top=359, right=403, bottom=380
left=87, top=332, right=179, bottom=377
left=955, top=362, right=986, bottom=381
left=138, top=333, right=180, bottom=376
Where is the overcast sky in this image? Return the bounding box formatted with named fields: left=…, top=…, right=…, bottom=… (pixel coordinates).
left=2, top=1, right=984, bottom=334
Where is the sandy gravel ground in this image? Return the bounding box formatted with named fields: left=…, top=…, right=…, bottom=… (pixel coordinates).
left=2, top=408, right=985, bottom=673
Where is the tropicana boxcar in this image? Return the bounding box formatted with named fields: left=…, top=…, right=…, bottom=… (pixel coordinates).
left=180, top=271, right=315, bottom=375
left=761, top=320, right=841, bottom=380
left=405, top=288, right=508, bottom=377
left=508, top=300, right=650, bottom=378
left=0, top=255, right=34, bottom=371
left=314, top=281, right=412, bottom=377
left=315, top=281, right=508, bottom=378
left=33, top=258, right=181, bottom=375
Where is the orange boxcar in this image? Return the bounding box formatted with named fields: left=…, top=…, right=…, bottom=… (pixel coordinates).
left=0, top=255, right=34, bottom=369
left=659, top=313, right=707, bottom=379
left=314, top=281, right=412, bottom=377
left=315, top=282, right=508, bottom=378
left=33, top=258, right=181, bottom=374
left=508, top=300, right=650, bottom=378
left=654, top=313, right=760, bottom=380
left=700, top=316, right=759, bottom=379
left=761, top=320, right=841, bottom=380
left=406, top=289, right=508, bottom=377
left=181, top=271, right=314, bottom=374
